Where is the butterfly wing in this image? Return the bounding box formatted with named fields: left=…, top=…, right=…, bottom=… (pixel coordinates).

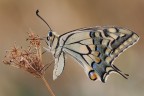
left=58, top=26, right=139, bottom=82
left=53, top=52, right=65, bottom=80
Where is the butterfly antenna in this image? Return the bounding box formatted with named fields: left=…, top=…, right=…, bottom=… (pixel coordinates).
left=36, top=10, right=52, bottom=32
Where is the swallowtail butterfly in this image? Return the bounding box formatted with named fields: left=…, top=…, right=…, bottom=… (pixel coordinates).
left=36, top=10, right=139, bottom=82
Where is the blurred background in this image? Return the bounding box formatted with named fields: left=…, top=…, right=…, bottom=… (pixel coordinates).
left=0, top=0, right=143, bottom=96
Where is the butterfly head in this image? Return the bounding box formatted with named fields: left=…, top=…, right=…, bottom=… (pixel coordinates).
left=36, top=10, right=57, bottom=49
left=46, top=31, right=59, bottom=50
left=47, top=31, right=53, bottom=47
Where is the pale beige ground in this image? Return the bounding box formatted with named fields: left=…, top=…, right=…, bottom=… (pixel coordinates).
left=0, top=0, right=143, bottom=96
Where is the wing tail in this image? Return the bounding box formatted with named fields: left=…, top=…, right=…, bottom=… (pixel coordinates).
left=112, top=65, right=129, bottom=79
left=102, top=65, right=129, bottom=83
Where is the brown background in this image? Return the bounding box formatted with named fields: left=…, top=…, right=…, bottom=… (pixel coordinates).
left=0, top=0, right=143, bottom=96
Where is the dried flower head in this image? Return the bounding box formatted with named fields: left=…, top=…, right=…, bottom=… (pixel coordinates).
left=3, top=32, right=44, bottom=78
left=3, top=31, right=55, bottom=96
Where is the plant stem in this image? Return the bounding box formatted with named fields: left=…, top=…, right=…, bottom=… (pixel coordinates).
left=41, top=76, right=56, bottom=96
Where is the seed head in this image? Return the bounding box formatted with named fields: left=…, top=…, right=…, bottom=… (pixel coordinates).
left=3, top=32, right=45, bottom=77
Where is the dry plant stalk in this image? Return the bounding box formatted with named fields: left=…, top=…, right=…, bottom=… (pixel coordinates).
left=3, top=32, right=55, bottom=96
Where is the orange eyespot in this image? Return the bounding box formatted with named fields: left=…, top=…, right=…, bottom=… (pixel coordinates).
left=88, top=70, right=97, bottom=81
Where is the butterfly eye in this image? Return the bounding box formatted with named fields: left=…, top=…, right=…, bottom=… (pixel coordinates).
left=48, top=32, right=53, bottom=37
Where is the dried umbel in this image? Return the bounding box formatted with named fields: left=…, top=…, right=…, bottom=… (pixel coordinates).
left=3, top=44, right=45, bottom=77
left=3, top=32, right=55, bottom=96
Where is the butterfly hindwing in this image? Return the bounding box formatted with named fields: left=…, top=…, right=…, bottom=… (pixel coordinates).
left=56, top=26, right=139, bottom=82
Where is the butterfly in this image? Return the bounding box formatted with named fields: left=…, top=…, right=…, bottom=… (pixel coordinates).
left=36, top=10, right=139, bottom=83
